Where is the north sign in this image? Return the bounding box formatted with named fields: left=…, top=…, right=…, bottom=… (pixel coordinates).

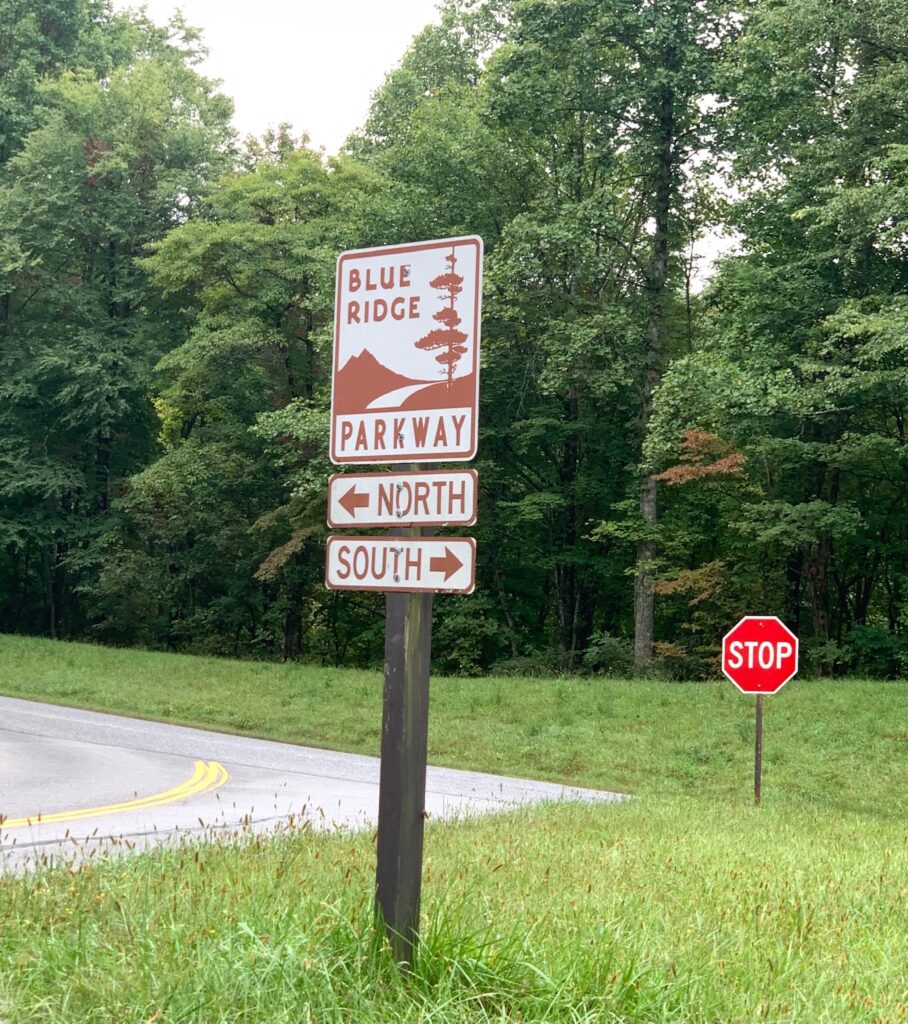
left=330, top=236, right=483, bottom=465
left=721, top=615, right=799, bottom=694
left=327, top=469, right=477, bottom=529
left=325, top=536, right=476, bottom=594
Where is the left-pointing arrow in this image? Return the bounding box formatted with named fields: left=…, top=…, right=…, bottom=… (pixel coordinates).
left=429, top=546, right=463, bottom=582
left=338, top=485, right=370, bottom=518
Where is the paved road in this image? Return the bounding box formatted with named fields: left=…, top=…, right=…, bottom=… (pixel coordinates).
left=0, top=696, right=624, bottom=868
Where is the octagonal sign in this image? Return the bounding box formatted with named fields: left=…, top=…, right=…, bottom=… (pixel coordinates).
left=722, top=615, right=799, bottom=694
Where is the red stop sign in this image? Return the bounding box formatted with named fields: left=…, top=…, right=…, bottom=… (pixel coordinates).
left=722, top=616, right=799, bottom=694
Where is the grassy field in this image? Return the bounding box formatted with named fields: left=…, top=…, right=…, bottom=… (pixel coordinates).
left=0, top=634, right=904, bottom=813
left=0, top=635, right=905, bottom=1022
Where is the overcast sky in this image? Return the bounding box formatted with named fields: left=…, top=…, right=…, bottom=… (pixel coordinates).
left=117, top=0, right=441, bottom=153
left=116, top=1, right=732, bottom=283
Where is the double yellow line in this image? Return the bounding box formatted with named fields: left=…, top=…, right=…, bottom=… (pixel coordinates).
left=1, top=759, right=229, bottom=830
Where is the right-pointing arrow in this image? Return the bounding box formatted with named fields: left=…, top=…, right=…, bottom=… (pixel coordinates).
left=429, top=546, right=463, bottom=582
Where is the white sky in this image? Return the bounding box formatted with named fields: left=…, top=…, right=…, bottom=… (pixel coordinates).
left=118, top=0, right=442, bottom=153
left=116, top=1, right=733, bottom=284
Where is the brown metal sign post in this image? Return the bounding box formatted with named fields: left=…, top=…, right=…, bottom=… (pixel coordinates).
left=325, top=236, right=484, bottom=965
left=375, top=522, right=433, bottom=964
left=721, top=616, right=798, bottom=806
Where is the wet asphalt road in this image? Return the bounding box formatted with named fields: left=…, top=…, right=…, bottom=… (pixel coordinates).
left=0, top=695, right=624, bottom=868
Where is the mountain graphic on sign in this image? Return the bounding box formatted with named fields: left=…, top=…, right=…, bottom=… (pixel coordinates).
left=333, top=245, right=476, bottom=414
left=334, top=351, right=476, bottom=413
left=332, top=350, right=423, bottom=413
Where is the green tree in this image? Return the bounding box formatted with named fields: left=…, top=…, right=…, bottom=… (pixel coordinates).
left=482, top=0, right=735, bottom=666
left=648, top=0, right=908, bottom=675
left=0, top=7, right=233, bottom=637
left=0, top=0, right=84, bottom=163
left=110, top=144, right=395, bottom=659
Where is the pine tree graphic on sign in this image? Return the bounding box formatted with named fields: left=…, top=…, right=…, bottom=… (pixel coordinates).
left=415, top=248, right=469, bottom=387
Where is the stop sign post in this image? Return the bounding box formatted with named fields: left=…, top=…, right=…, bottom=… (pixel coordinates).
left=722, top=616, right=799, bottom=804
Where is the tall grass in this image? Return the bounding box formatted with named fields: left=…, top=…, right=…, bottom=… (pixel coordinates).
left=0, top=635, right=905, bottom=1021
left=1, top=799, right=904, bottom=1022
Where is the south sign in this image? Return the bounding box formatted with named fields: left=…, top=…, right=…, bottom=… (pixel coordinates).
left=325, top=536, right=476, bottom=594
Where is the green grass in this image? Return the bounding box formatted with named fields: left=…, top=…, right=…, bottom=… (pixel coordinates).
left=0, top=634, right=904, bottom=814
left=0, top=635, right=906, bottom=1022
left=1, top=801, right=904, bottom=1023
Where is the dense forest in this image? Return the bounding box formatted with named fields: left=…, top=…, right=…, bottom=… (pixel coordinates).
left=1, top=0, right=905, bottom=678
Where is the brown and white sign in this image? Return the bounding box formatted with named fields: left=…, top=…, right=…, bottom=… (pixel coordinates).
left=327, top=469, right=477, bottom=529
left=325, top=536, right=476, bottom=594
left=330, top=236, right=483, bottom=465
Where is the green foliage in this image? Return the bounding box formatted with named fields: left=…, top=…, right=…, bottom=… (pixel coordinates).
left=842, top=625, right=908, bottom=680
left=0, top=3, right=233, bottom=641
left=1, top=635, right=905, bottom=813
left=580, top=630, right=634, bottom=676
left=0, top=638, right=905, bottom=1022
left=0, top=0, right=904, bottom=673
left=646, top=0, right=908, bottom=673
left=0, top=0, right=84, bottom=162
left=2, top=798, right=904, bottom=1023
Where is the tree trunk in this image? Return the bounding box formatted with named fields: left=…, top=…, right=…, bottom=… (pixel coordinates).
left=634, top=473, right=658, bottom=667
left=805, top=537, right=833, bottom=673
left=1, top=291, right=10, bottom=347
left=492, top=565, right=519, bottom=658
left=42, top=546, right=56, bottom=639
left=634, top=53, right=675, bottom=670
left=852, top=562, right=876, bottom=626
left=96, top=428, right=112, bottom=512
left=12, top=543, right=30, bottom=631
left=557, top=392, right=581, bottom=665
left=282, top=605, right=301, bottom=661
left=786, top=547, right=803, bottom=635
